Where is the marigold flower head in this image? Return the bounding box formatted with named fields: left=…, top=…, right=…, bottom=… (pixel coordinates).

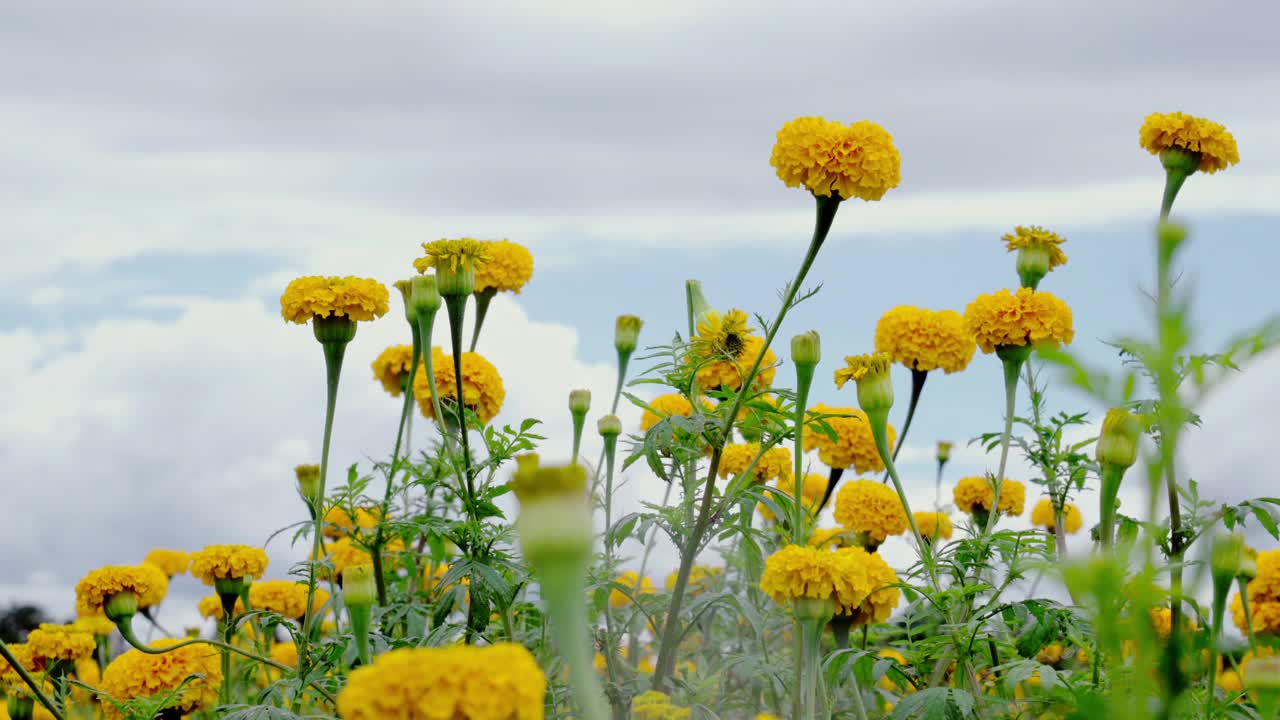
left=834, top=352, right=891, bottom=389
left=874, top=306, right=975, bottom=374
left=834, top=546, right=901, bottom=625
left=632, top=690, right=691, bottom=720
left=770, top=116, right=902, bottom=201
left=140, top=549, right=189, bottom=578
left=641, top=393, right=698, bottom=432
left=100, top=639, right=222, bottom=719
left=271, top=641, right=299, bottom=668
left=664, top=565, right=723, bottom=594
left=75, top=565, right=161, bottom=617
left=413, top=346, right=506, bottom=424
left=134, top=563, right=170, bottom=608
left=314, top=537, right=404, bottom=579
left=26, top=624, right=95, bottom=664
left=474, top=240, right=534, bottom=294
left=719, top=443, right=792, bottom=484
left=1031, top=498, right=1083, bottom=534
left=189, top=544, right=269, bottom=586
left=279, top=276, right=390, bottom=324
left=760, top=544, right=872, bottom=611
left=0, top=643, right=37, bottom=690
left=414, top=238, right=490, bottom=273
left=249, top=580, right=329, bottom=619
left=964, top=288, right=1074, bottom=354
left=688, top=310, right=778, bottom=392
left=1004, top=226, right=1068, bottom=268
left=610, top=571, right=656, bottom=608
left=914, top=512, right=954, bottom=542
left=1234, top=595, right=1280, bottom=637
left=1148, top=606, right=1195, bottom=641
left=953, top=476, right=1025, bottom=516
left=803, top=404, right=895, bottom=473
left=197, top=594, right=244, bottom=620
left=371, top=344, right=417, bottom=397
left=759, top=473, right=828, bottom=522
left=323, top=505, right=383, bottom=540
left=693, top=309, right=751, bottom=359
left=834, top=479, right=908, bottom=543
left=1140, top=112, right=1239, bottom=174
left=336, top=644, right=546, bottom=720
left=72, top=613, right=116, bottom=637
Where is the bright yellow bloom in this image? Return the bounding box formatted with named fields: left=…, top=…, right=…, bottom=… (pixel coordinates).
left=414, top=238, right=490, bottom=273
left=874, top=306, right=975, bottom=374
left=803, top=404, right=895, bottom=473
left=641, top=393, right=696, bottom=432
left=664, top=565, right=723, bottom=594
left=1037, top=643, right=1065, bottom=666
left=197, top=594, right=244, bottom=620
left=1140, top=112, right=1239, bottom=174
left=413, top=346, right=506, bottom=424
left=914, top=512, right=953, bottom=542
left=72, top=613, right=116, bottom=637
left=0, top=643, right=37, bottom=691
left=100, top=639, right=222, bottom=719
left=249, top=580, right=329, bottom=619
left=271, top=642, right=299, bottom=668
left=314, top=537, right=404, bottom=579
left=834, top=480, right=908, bottom=543
left=693, top=309, right=751, bottom=360
left=189, top=545, right=268, bottom=586
left=279, top=275, right=389, bottom=324
left=632, top=691, right=691, bottom=720
left=371, top=344, right=417, bottom=397
left=1149, top=606, right=1196, bottom=640
left=143, top=549, right=190, bottom=577
left=770, top=116, right=902, bottom=201
left=953, top=476, right=1026, bottom=516
left=808, top=527, right=850, bottom=549
left=474, top=240, right=534, bottom=293
left=323, top=505, right=383, bottom=539
left=697, top=335, right=778, bottom=392
left=26, top=624, right=95, bottom=664
left=834, top=547, right=901, bottom=625
left=135, top=563, right=169, bottom=608
left=688, top=311, right=778, bottom=393
left=1003, top=226, right=1068, bottom=269
left=760, top=544, right=872, bottom=611
left=964, top=288, right=1074, bottom=354
left=719, top=443, right=792, bottom=484
left=876, top=649, right=913, bottom=691
left=610, top=571, right=656, bottom=608
left=833, top=352, right=892, bottom=389
left=1234, top=595, right=1280, bottom=637
left=759, top=473, right=828, bottom=522
left=336, top=644, right=546, bottom=720
left=1030, top=498, right=1083, bottom=534
left=75, top=565, right=162, bottom=616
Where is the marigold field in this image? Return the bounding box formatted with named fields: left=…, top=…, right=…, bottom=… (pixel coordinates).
left=4, top=111, right=1279, bottom=720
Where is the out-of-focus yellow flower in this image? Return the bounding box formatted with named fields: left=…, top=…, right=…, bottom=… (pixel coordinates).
left=280, top=276, right=389, bottom=324
left=1031, top=498, right=1083, bottom=535
left=249, top=579, right=329, bottom=619
left=803, top=404, right=895, bottom=473
left=632, top=690, right=691, bottom=720
left=197, top=594, right=244, bottom=620
left=808, top=527, right=850, bottom=549
left=474, top=240, right=534, bottom=293
left=953, top=477, right=1025, bottom=516
left=759, top=473, right=827, bottom=522
left=1149, top=606, right=1197, bottom=641
left=413, top=346, right=506, bottom=424
left=770, top=116, right=902, bottom=201
left=913, top=512, right=953, bottom=542
left=874, top=306, right=975, bottom=374
left=876, top=649, right=913, bottom=691
left=72, top=613, right=116, bottom=638
left=135, top=563, right=169, bottom=608
left=610, top=571, right=656, bottom=608
left=26, top=624, right=95, bottom=664
left=1140, top=112, right=1239, bottom=174
left=964, top=288, right=1074, bottom=354
left=271, top=642, right=299, bottom=668
left=323, top=505, right=383, bottom=539
left=100, top=639, right=222, bottom=719
left=189, top=545, right=269, bottom=586
left=143, top=549, right=190, bottom=577
left=0, top=643, right=39, bottom=693
left=371, top=344, right=417, bottom=397
left=1037, top=643, right=1065, bottom=666
left=664, top=565, right=723, bottom=594
left=719, top=443, right=792, bottom=484
left=834, top=480, right=908, bottom=544
left=641, top=393, right=697, bottom=432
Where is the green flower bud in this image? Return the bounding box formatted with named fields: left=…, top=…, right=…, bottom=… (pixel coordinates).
left=1212, top=533, right=1249, bottom=586
left=597, top=414, right=622, bottom=438
left=516, top=494, right=594, bottom=569
left=410, top=275, right=442, bottom=317
left=343, top=564, right=377, bottom=608
left=936, top=441, right=953, bottom=464
left=1015, top=245, right=1052, bottom=290
left=569, top=389, right=592, bottom=417
left=615, top=315, right=643, bottom=355
left=686, top=280, right=714, bottom=331
left=393, top=279, right=418, bottom=325
left=104, top=591, right=139, bottom=622
left=791, top=331, right=821, bottom=369
left=1096, top=408, right=1142, bottom=470
left=835, top=353, right=894, bottom=415
left=294, top=464, right=321, bottom=506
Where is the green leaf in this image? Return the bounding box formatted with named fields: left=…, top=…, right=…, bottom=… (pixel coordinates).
left=1251, top=504, right=1280, bottom=539
left=890, top=688, right=976, bottom=720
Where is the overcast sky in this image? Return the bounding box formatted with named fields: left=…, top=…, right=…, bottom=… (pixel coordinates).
left=2, top=0, right=1278, bottom=630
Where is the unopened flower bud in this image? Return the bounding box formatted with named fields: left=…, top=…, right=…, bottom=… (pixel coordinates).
left=569, top=390, right=592, bottom=417
left=686, top=280, right=714, bottom=331
left=512, top=463, right=593, bottom=567
left=835, top=353, right=894, bottom=415
left=104, top=591, right=139, bottom=623
left=936, top=441, right=953, bottom=464
left=791, top=331, right=821, bottom=369
left=597, top=415, right=622, bottom=438
left=1096, top=408, right=1142, bottom=470
left=1015, top=245, right=1052, bottom=290
left=615, top=315, right=643, bottom=355
left=343, top=564, right=377, bottom=608
left=393, top=279, right=418, bottom=325
left=294, top=464, right=321, bottom=505
left=410, top=275, right=442, bottom=317
left=1212, top=533, right=1249, bottom=586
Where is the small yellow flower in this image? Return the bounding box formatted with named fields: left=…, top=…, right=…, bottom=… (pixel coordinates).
left=964, top=288, right=1074, bottom=354
left=688, top=311, right=778, bottom=392
left=759, top=473, right=828, bottom=522
left=412, top=346, right=506, bottom=424
left=474, top=240, right=534, bottom=293
left=1140, top=112, right=1239, bottom=174
left=1003, top=225, right=1068, bottom=269
left=143, top=549, right=190, bottom=577
left=1149, top=606, right=1196, bottom=640
left=770, top=116, right=902, bottom=201
left=953, top=476, right=1026, bottom=516
left=279, top=275, right=389, bottom=324
left=610, top=571, right=656, bottom=608
left=100, top=639, right=223, bottom=718
left=249, top=580, right=329, bottom=619
left=803, top=404, right=895, bottom=473
left=913, top=512, right=954, bottom=542
left=323, top=505, right=383, bottom=539
left=693, top=309, right=751, bottom=360
left=664, top=565, right=723, bottom=594
left=1031, top=498, right=1083, bottom=535
left=834, top=480, right=908, bottom=543
left=833, top=352, right=892, bottom=389
left=371, top=344, right=417, bottom=397
left=874, top=306, right=975, bottom=374
left=189, top=544, right=269, bottom=586
left=719, top=443, right=792, bottom=484
left=414, top=238, right=490, bottom=273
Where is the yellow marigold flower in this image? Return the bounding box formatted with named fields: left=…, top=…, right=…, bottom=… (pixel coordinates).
left=759, top=473, right=828, bottom=522
left=336, top=644, right=546, bottom=720
left=143, top=549, right=189, bottom=577
left=610, top=571, right=656, bottom=608
left=1234, top=594, right=1280, bottom=637
left=1219, top=668, right=1244, bottom=694
left=412, top=346, right=506, bottom=424
left=279, top=275, right=390, bottom=324
left=1037, top=643, right=1065, bottom=666
left=189, top=544, right=269, bottom=586
left=914, top=512, right=954, bottom=542
left=876, top=649, right=913, bottom=691
left=1030, top=498, right=1084, bottom=535
left=833, top=352, right=892, bottom=389
left=72, top=657, right=101, bottom=702
left=964, top=288, right=1075, bottom=354
left=270, top=642, right=299, bottom=668
left=135, top=563, right=169, bottom=608
left=413, top=238, right=490, bottom=273
left=1147, top=606, right=1196, bottom=642
left=1140, top=112, right=1240, bottom=174
left=315, top=537, right=404, bottom=579
left=323, top=505, right=382, bottom=539
left=719, top=443, right=792, bottom=484
left=26, top=624, right=95, bottom=664
left=474, top=240, right=534, bottom=293
left=249, top=580, right=329, bottom=619
left=700, top=335, right=778, bottom=392
left=688, top=310, right=778, bottom=393
left=834, top=547, right=900, bottom=625
left=770, top=116, right=902, bottom=201
left=803, top=404, right=895, bottom=473
left=72, top=613, right=116, bottom=637
left=760, top=544, right=871, bottom=610
left=692, top=309, right=751, bottom=359
left=632, top=691, right=691, bottom=720
left=874, top=306, right=975, bottom=374
left=664, top=565, right=723, bottom=594
left=1004, top=226, right=1068, bottom=269
left=371, top=344, right=417, bottom=397
left=197, top=594, right=244, bottom=620
left=0, top=643, right=38, bottom=689
left=953, top=476, right=1025, bottom=516
left=834, top=479, right=908, bottom=543
left=75, top=565, right=161, bottom=616
left=641, top=393, right=697, bottom=432
left=809, top=527, right=850, bottom=549
left=100, top=639, right=222, bottom=719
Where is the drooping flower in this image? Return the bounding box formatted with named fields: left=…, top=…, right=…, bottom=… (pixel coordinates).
left=1031, top=498, right=1084, bottom=535
left=75, top=566, right=162, bottom=617
left=371, top=344, right=417, bottom=397
left=834, top=479, right=908, bottom=544
left=641, top=393, right=697, bottom=432
left=189, top=544, right=269, bottom=586
left=279, top=276, right=390, bottom=324
left=874, top=306, right=976, bottom=374
left=953, top=476, right=1026, bottom=516
left=1140, top=112, right=1239, bottom=174
left=803, top=404, right=895, bottom=473
left=474, top=240, right=535, bottom=294
left=1003, top=226, right=1068, bottom=270
left=610, top=571, right=656, bottom=608
left=913, top=512, right=954, bottom=542
left=834, top=547, right=901, bottom=625
left=248, top=580, right=329, bottom=619
left=335, top=644, right=546, bottom=720
left=142, top=549, right=190, bottom=578
left=719, top=443, right=792, bottom=484
left=412, top=346, right=506, bottom=424
left=26, top=624, right=95, bottom=664
left=99, top=639, right=222, bottom=719
left=759, top=473, right=828, bottom=522
left=770, top=116, right=902, bottom=201
left=964, top=288, right=1074, bottom=354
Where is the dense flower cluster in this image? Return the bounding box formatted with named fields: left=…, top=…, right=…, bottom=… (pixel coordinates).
left=1031, top=498, right=1083, bottom=534
left=142, top=549, right=190, bottom=577
left=874, top=306, right=976, bottom=374
left=75, top=565, right=162, bottom=616
left=914, top=512, right=954, bottom=541
left=610, top=571, right=656, bottom=608
left=719, top=442, right=792, bottom=483
left=249, top=579, right=329, bottom=619
left=100, top=639, right=223, bottom=718
left=474, top=240, right=534, bottom=293
left=964, top=288, right=1075, bottom=354
left=371, top=344, right=417, bottom=397
left=26, top=623, right=95, bottom=664
left=1139, top=112, right=1239, bottom=174
left=189, top=545, right=269, bottom=585
left=335, top=644, right=546, bottom=720
left=1003, top=226, right=1068, bottom=269
left=953, top=476, right=1026, bottom=516
left=770, top=116, right=902, bottom=201
left=833, top=479, right=908, bottom=543
left=412, top=347, right=506, bottom=424
left=280, top=275, right=390, bottom=323
left=803, top=404, right=895, bottom=473
left=758, top=472, right=828, bottom=522
left=1234, top=549, right=1280, bottom=636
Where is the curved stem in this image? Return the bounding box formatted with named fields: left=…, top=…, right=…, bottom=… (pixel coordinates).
left=815, top=467, right=845, bottom=516
left=982, top=355, right=1025, bottom=537
left=541, top=563, right=610, bottom=720
left=0, top=638, right=65, bottom=720
left=469, top=288, right=497, bottom=352
left=883, top=369, right=928, bottom=481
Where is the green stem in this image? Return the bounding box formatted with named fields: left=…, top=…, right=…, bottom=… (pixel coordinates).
left=1099, top=465, right=1126, bottom=548
left=792, top=361, right=815, bottom=545
left=1207, top=577, right=1230, bottom=713
left=982, top=352, right=1026, bottom=537
left=219, top=617, right=233, bottom=706
left=873, top=412, right=941, bottom=593
left=799, top=618, right=823, bottom=720
left=1240, top=577, right=1258, bottom=649
left=444, top=295, right=476, bottom=500
left=469, top=288, right=497, bottom=352
left=541, top=562, right=610, bottom=720
left=349, top=604, right=372, bottom=667
left=1160, top=169, right=1189, bottom=220
left=0, top=638, right=65, bottom=720
left=885, top=368, right=928, bottom=472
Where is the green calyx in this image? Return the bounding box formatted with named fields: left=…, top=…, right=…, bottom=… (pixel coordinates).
left=312, top=314, right=358, bottom=345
